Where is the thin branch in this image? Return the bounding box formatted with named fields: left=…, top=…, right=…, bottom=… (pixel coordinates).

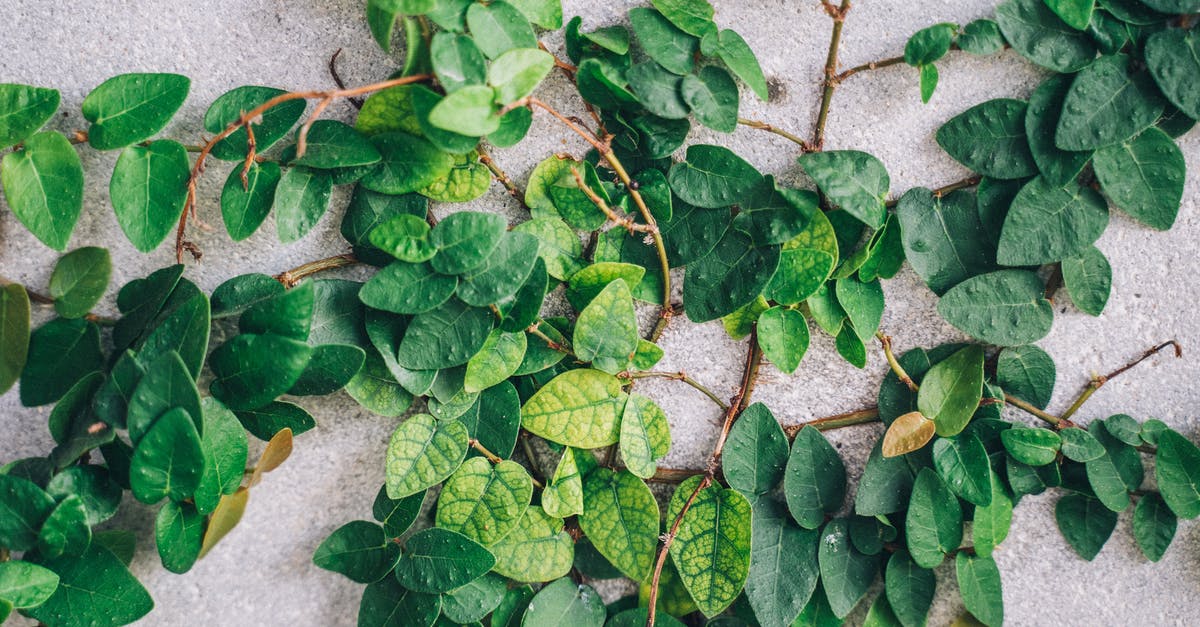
left=477, top=147, right=529, bottom=210
left=884, top=175, right=982, bottom=208
left=627, top=371, right=730, bottom=411
left=570, top=166, right=656, bottom=235
left=875, top=331, right=918, bottom=392
left=648, top=303, right=682, bottom=343
left=737, top=118, right=814, bottom=151
left=1005, top=394, right=1061, bottom=426
left=784, top=406, right=881, bottom=436
left=274, top=253, right=360, bottom=288
left=175, top=73, right=434, bottom=263
left=834, top=54, right=906, bottom=81
left=812, top=0, right=852, bottom=149
left=328, top=49, right=364, bottom=109
left=1059, top=340, right=1182, bottom=421
left=527, top=319, right=572, bottom=354
left=646, top=331, right=762, bottom=626
left=0, top=275, right=53, bottom=305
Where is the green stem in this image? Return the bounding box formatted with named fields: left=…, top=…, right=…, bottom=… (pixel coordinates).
left=628, top=371, right=730, bottom=411
left=812, top=0, right=852, bottom=149
left=875, top=331, right=918, bottom=392
left=1059, top=340, right=1182, bottom=421
left=785, top=406, right=881, bottom=437
left=1004, top=394, right=1061, bottom=426
left=737, top=117, right=813, bottom=151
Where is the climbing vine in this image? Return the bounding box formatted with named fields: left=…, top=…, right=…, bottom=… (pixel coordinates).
left=0, top=0, right=1197, bottom=626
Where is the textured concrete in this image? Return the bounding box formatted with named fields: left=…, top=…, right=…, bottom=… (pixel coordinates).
left=1, top=1, right=1198, bottom=625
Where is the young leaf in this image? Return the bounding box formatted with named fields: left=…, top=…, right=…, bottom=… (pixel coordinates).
left=464, top=1, right=537, bottom=59
left=906, top=468, right=962, bottom=568
left=784, top=426, right=847, bottom=529
left=129, top=407, right=205, bottom=504
left=798, top=150, right=889, bottom=228
left=574, top=279, right=638, bottom=368
left=0, top=284, right=30, bottom=395
left=917, top=345, right=984, bottom=437
left=393, top=527, right=496, bottom=593
left=579, top=468, right=659, bottom=581
left=81, top=73, right=190, bottom=149
left=0, top=84, right=59, bottom=149
left=273, top=166, right=333, bottom=243
left=0, top=560, right=58, bottom=609
left=521, top=578, right=605, bottom=626
left=936, top=98, right=1037, bottom=180
left=1092, top=127, right=1185, bottom=231
left=937, top=270, right=1053, bottom=346
left=766, top=208, right=838, bottom=305
left=619, top=394, right=671, bottom=479
left=757, top=306, right=810, bottom=374
left=46, top=247, right=109, bottom=319
left=436, top=457, right=532, bottom=546
left=1, top=131, right=84, bottom=250
left=490, top=507, right=575, bottom=582
left=542, top=447, right=585, bottom=518
left=385, top=414, right=468, bottom=498
left=521, top=368, right=626, bottom=447
left=488, top=48, right=554, bottom=104
left=955, top=554, right=1003, bottom=627
left=667, top=475, right=753, bottom=617
left=973, top=473, right=1013, bottom=558
left=154, top=501, right=203, bottom=574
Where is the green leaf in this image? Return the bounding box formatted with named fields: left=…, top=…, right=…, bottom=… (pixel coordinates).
left=936, top=99, right=1037, bottom=180
left=430, top=31, right=487, bottom=93
left=507, top=0, right=561, bottom=28
left=973, top=473, right=1013, bottom=558
left=1044, top=0, right=1095, bottom=29
left=0, top=474, right=55, bottom=551
left=385, top=413, right=469, bottom=498
left=396, top=299, right=492, bottom=369
left=905, top=23, right=957, bottom=65
left=363, top=132, right=456, bottom=194
left=25, top=543, right=153, bottom=627
left=491, top=507, right=575, bottom=582
left=619, top=394, right=671, bottom=479
left=937, top=270, right=1053, bottom=346
left=463, top=330, right=527, bottom=393
left=436, top=457, right=532, bottom=545
left=1055, top=54, right=1164, bottom=151
left=1026, top=74, right=1093, bottom=187
left=429, top=211, right=508, bottom=274
left=373, top=485, right=424, bottom=538
left=1, top=131, right=84, bottom=250
left=360, top=261, right=457, bottom=316
left=785, top=426, right=847, bottom=529
left=629, top=8, right=698, bottom=75
left=668, top=144, right=761, bottom=208
left=522, top=578, right=605, bottom=626
left=220, top=161, right=280, bottom=241
left=932, top=433, right=993, bottom=506
left=0, top=284, right=30, bottom=395
left=542, top=447, right=585, bottom=518
left=712, top=29, right=769, bottom=100
left=627, top=61, right=689, bottom=120
left=1061, top=245, right=1111, bottom=316
left=1001, top=427, right=1061, bottom=466
left=958, top=19, right=1006, bottom=55
left=1155, top=429, right=1200, bottom=519
left=1145, top=28, right=1200, bottom=120
left=20, top=317, right=102, bottom=407
left=441, top=573, right=505, bottom=623
left=209, top=330, right=310, bottom=403
left=567, top=262, right=644, bottom=310
left=46, top=247, right=109, bottom=320
left=995, top=345, right=1055, bottom=409
left=683, top=228, right=780, bottom=323
left=154, top=501, right=203, bottom=573
left=995, top=0, right=1096, bottom=72
left=799, top=150, right=889, bottom=228
left=835, top=277, right=884, bottom=344
left=919, top=63, right=939, bottom=104
left=906, top=468, right=962, bottom=570
left=488, top=48, right=554, bottom=104
left=0, top=84, right=59, bottom=149
left=392, top=527, right=495, bottom=593
left=0, top=560, right=58, bottom=609
left=744, top=497, right=819, bottom=627
left=457, top=230, right=540, bottom=307
left=579, top=468, right=659, bottom=581
left=36, top=494, right=89, bottom=559
left=722, top=403, right=789, bottom=496
left=111, top=140, right=191, bottom=251
left=1059, top=426, right=1106, bottom=462
left=917, top=345, right=984, bottom=437
left=512, top=218, right=585, bottom=280
left=955, top=554, right=1003, bottom=626
left=896, top=188, right=991, bottom=295
left=884, top=552, right=935, bottom=627
left=313, top=520, right=400, bottom=584
left=1093, top=127, right=1185, bottom=231
left=129, top=407, right=205, bottom=504
left=651, top=0, right=715, bottom=36
left=521, top=368, right=626, bottom=448
left=681, top=66, right=740, bottom=132
left=1132, top=492, right=1176, bottom=562
left=369, top=213, right=435, bottom=263
left=45, top=466, right=121, bottom=527
left=192, top=398, right=250, bottom=515
left=757, top=306, right=809, bottom=374
left=574, top=279, right=638, bottom=369
left=291, top=120, right=381, bottom=169
left=999, top=177, right=1108, bottom=265
left=357, top=577, right=441, bottom=627
left=348, top=356, right=414, bottom=419
left=1056, top=493, right=1116, bottom=560
left=205, top=86, right=305, bottom=160
left=818, top=518, right=882, bottom=618
left=81, top=73, right=190, bottom=150
left=667, top=475, right=752, bottom=616
left=766, top=208, right=837, bottom=305
left=272, top=166, right=332, bottom=243
left=465, top=1, right=536, bottom=59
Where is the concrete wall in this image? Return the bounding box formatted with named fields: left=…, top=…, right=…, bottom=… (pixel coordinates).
left=1, top=0, right=1197, bottom=624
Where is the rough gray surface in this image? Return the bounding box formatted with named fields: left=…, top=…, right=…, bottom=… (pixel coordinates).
left=1, top=1, right=1198, bottom=625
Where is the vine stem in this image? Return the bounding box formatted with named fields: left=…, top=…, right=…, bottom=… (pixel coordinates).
left=570, top=166, right=656, bottom=235
left=645, top=331, right=762, bottom=626
left=784, top=406, right=881, bottom=436
left=1059, top=340, right=1182, bottom=421
left=812, top=0, right=852, bottom=149
left=883, top=174, right=981, bottom=208
left=471, top=439, right=544, bottom=488
left=273, top=253, right=360, bottom=288
left=627, top=371, right=730, bottom=412
left=737, top=117, right=814, bottom=151
left=834, top=54, right=906, bottom=81
left=174, top=73, right=435, bottom=263
left=477, top=147, right=529, bottom=211
left=876, top=332, right=917, bottom=392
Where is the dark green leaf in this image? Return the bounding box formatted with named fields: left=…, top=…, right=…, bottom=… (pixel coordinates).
left=932, top=433, right=993, bottom=505
left=1132, top=492, right=1176, bottom=562
left=995, top=0, right=1096, bottom=72
left=129, top=407, right=205, bottom=504
left=1059, top=426, right=1106, bottom=462
left=818, top=518, right=881, bottom=618
left=221, top=161, right=281, bottom=241
left=712, top=29, right=769, bottom=100
left=683, top=228, right=779, bottom=323
left=668, top=144, right=762, bottom=209
left=1055, top=54, right=1164, bottom=151
left=936, top=98, right=1037, bottom=179
left=363, top=132, right=456, bottom=194
left=19, top=317, right=102, bottom=407
left=193, top=398, right=249, bottom=515
left=1093, top=127, right=1185, bottom=230
left=799, top=150, right=889, bottom=228
left=47, top=247, right=109, bottom=319
left=785, top=426, right=847, bottom=529
left=313, top=520, right=401, bottom=583
left=906, top=468, right=962, bottom=568
left=885, top=551, right=935, bottom=627
left=1145, top=28, right=1200, bottom=120
left=958, top=19, right=1006, bottom=55
left=629, top=8, right=698, bottom=75
left=522, top=578, right=605, bottom=626
left=1001, top=427, right=1062, bottom=466
left=273, top=166, right=333, bottom=243
left=955, top=554, right=1003, bottom=626
left=26, top=543, right=153, bottom=627
left=937, top=270, right=1053, bottom=346
left=1055, top=493, right=1117, bottom=560
left=0, top=474, right=56, bottom=551
left=1026, top=74, right=1093, bottom=187
left=896, top=188, right=991, bottom=295
left=81, top=73, right=190, bottom=150
left=396, top=298, right=493, bottom=369
left=235, top=401, right=314, bottom=441
left=1155, top=429, right=1200, bottom=519
left=995, top=345, right=1056, bottom=409
left=1, top=131, right=84, bottom=250
left=357, top=577, right=441, bottom=627
left=626, top=62, right=689, bottom=119
left=155, top=501, right=203, bottom=573
left=1061, top=245, right=1111, bottom=316
left=905, top=23, right=957, bottom=65
left=205, top=86, right=305, bottom=160
left=209, top=333, right=314, bottom=410
left=0, top=284, right=30, bottom=395
left=744, top=497, right=819, bottom=627
left=291, top=120, right=381, bottom=169
left=681, top=66, right=739, bottom=132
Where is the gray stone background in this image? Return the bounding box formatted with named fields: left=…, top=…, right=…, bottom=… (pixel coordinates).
left=2, top=0, right=1197, bottom=625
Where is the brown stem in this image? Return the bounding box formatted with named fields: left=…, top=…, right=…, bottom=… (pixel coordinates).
left=812, top=0, right=852, bottom=149
left=646, top=331, right=762, bottom=626
left=834, top=54, right=906, bottom=81
left=737, top=118, right=814, bottom=151
left=527, top=319, right=572, bottom=354
left=274, top=253, right=360, bottom=288
left=0, top=275, right=53, bottom=304
left=175, top=73, right=434, bottom=263
left=876, top=331, right=918, bottom=392
left=784, top=406, right=881, bottom=437
left=328, top=49, right=364, bottom=110
left=884, top=175, right=982, bottom=208
left=477, top=148, right=529, bottom=210
left=1043, top=263, right=1064, bottom=302
left=569, top=166, right=655, bottom=234
left=1059, top=341, right=1182, bottom=421
left=627, top=371, right=730, bottom=411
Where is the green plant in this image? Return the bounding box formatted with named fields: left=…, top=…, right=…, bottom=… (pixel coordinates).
left=0, top=0, right=1197, bottom=625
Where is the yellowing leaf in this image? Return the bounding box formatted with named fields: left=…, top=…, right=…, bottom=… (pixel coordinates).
left=882, top=411, right=936, bottom=458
